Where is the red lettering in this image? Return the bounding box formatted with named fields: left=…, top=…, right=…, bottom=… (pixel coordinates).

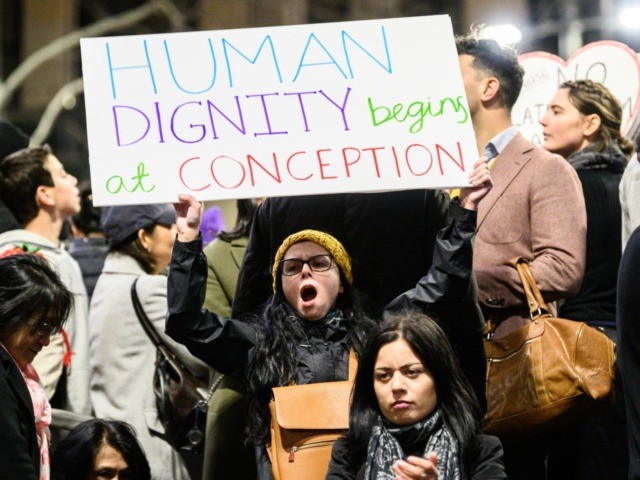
left=435, top=142, right=465, bottom=175
left=405, top=144, right=433, bottom=176
left=247, top=153, right=282, bottom=186
left=391, top=146, right=402, bottom=178
left=210, top=156, right=246, bottom=189
left=179, top=157, right=210, bottom=191
left=286, top=151, right=312, bottom=181
left=361, top=147, right=384, bottom=178
left=342, top=147, right=361, bottom=178
left=317, top=149, right=337, bottom=180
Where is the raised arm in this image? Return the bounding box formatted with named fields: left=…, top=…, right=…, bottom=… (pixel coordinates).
left=383, top=158, right=492, bottom=328
left=166, top=195, right=256, bottom=379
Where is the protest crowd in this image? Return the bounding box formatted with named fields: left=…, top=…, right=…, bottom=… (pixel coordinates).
left=2, top=22, right=640, bottom=480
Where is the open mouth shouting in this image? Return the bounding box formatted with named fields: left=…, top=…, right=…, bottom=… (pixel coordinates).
left=300, top=285, right=318, bottom=303
left=280, top=241, right=343, bottom=322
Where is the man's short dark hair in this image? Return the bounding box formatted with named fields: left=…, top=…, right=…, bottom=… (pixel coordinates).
left=456, top=29, right=524, bottom=111
left=0, top=145, right=54, bottom=226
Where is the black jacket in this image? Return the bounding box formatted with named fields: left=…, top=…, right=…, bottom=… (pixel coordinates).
left=68, top=236, right=109, bottom=300
left=325, top=433, right=507, bottom=479
left=0, top=347, right=39, bottom=480
left=559, top=168, right=624, bottom=327
left=231, top=190, right=457, bottom=320
left=166, top=201, right=484, bottom=401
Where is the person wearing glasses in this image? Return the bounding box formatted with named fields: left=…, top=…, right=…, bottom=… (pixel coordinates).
left=0, top=253, right=73, bottom=480
left=166, top=161, right=492, bottom=480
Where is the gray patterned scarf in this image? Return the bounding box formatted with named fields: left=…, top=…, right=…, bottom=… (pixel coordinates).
left=362, top=409, right=460, bottom=480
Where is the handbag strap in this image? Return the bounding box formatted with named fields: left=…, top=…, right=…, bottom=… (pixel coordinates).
left=130, top=278, right=185, bottom=366
left=131, top=278, right=165, bottom=347
left=512, top=258, right=552, bottom=320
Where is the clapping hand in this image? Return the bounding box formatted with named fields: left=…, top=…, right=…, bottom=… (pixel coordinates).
left=392, top=452, right=439, bottom=480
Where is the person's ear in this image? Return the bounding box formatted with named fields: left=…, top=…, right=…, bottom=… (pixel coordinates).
left=480, top=76, right=500, bottom=103
left=35, top=185, right=55, bottom=208
left=339, top=284, right=344, bottom=294
left=138, top=228, right=151, bottom=252
left=583, top=114, right=601, bottom=138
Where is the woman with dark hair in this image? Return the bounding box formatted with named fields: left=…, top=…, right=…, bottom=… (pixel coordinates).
left=539, top=79, right=632, bottom=479
left=51, top=418, right=151, bottom=480
left=167, top=162, right=492, bottom=479
left=326, top=312, right=505, bottom=479
left=0, top=253, right=73, bottom=480
left=89, top=204, right=208, bottom=480
left=202, top=198, right=261, bottom=480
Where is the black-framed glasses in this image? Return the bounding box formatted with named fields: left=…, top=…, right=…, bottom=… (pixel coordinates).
left=31, top=322, right=62, bottom=337
left=280, top=254, right=334, bottom=276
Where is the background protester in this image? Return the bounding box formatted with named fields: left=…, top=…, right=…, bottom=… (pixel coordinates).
left=167, top=162, right=490, bottom=479
left=456, top=31, right=587, bottom=480
left=0, top=120, right=30, bottom=233
left=68, top=185, right=108, bottom=300
left=51, top=418, right=151, bottom=480
left=620, top=131, right=640, bottom=250
left=0, top=253, right=73, bottom=480
left=202, top=198, right=260, bottom=480
left=0, top=145, right=91, bottom=417
left=617, top=226, right=640, bottom=480
left=326, top=312, right=506, bottom=480
left=89, top=203, right=208, bottom=480
left=539, top=78, right=632, bottom=479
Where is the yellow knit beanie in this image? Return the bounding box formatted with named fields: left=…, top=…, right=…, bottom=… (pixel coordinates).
left=272, top=229, right=353, bottom=291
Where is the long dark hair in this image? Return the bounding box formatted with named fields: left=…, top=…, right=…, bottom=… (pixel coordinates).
left=344, top=311, right=482, bottom=472
left=0, top=253, right=73, bottom=338
left=51, top=419, right=151, bottom=480
left=244, top=274, right=375, bottom=445
left=218, top=198, right=259, bottom=242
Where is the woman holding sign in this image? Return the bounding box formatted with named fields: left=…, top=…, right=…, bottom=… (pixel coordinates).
left=540, top=79, right=632, bottom=479
left=166, top=161, right=493, bottom=480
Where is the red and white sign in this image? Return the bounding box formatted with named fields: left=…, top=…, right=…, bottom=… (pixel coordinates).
left=512, top=40, right=640, bottom=146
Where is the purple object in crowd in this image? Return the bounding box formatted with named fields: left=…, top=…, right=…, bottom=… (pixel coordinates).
left=200, top=205, right=226, bottom=246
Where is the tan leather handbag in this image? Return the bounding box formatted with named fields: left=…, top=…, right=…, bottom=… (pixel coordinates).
left=267, top=350, right=356, bottom=480
left=483, top=258, right=616, bottom=442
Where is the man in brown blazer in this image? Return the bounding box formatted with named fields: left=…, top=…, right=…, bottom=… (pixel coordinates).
left=456, top=33, right=587, bottom=480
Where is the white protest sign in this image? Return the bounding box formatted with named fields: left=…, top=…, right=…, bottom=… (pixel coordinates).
left=512, top=40, right=640, bottom=146
left=81, top=15, right=476, bottom=206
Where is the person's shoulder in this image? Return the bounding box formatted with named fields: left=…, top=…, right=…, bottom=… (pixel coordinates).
left=512, top=136, right=576, bottom=177
left=204, top=236, right=232, bottom=256
left=135, top=273, right=167, bottom=292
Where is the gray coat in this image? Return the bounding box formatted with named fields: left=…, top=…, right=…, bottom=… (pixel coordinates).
left=89, top=252, right=208, bottom=480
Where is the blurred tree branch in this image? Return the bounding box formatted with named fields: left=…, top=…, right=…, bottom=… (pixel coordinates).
left=0, top=0, right=186, bottom=114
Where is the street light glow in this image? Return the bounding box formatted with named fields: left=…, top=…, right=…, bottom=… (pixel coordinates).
left=620, top=6, right=640, bottom=28
left=482, top=24, right=523, bottom=45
